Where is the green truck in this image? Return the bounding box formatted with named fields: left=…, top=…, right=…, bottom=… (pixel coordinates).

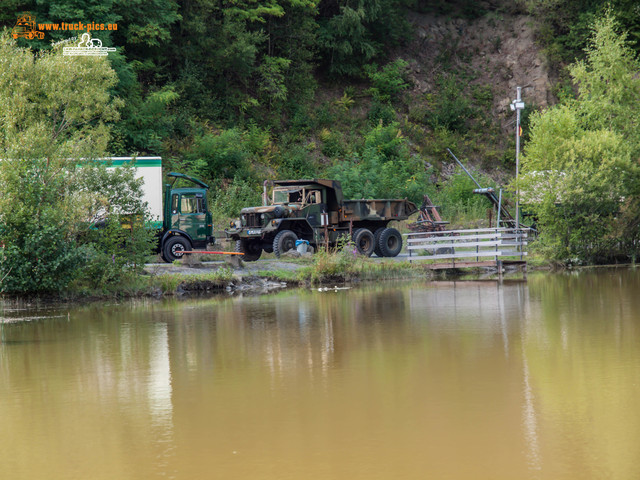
left=159, top=171, right=215, bottom=262
left=104, top=157, right=215, bottom=263
left=225, top=179, right=418, bottom=261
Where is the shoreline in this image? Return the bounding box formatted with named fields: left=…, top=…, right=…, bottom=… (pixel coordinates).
left=6, top=259, right=635, bottom=306
left=0, top=255, right=543, bottom=305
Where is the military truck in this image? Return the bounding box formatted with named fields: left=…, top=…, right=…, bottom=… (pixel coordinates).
left=225, top=179, right=418, bottom=261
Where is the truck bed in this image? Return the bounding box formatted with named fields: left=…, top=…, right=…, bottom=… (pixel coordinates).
left=341, top=199, right=418, bottom=221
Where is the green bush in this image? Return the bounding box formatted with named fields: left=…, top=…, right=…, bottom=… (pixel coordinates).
left=364, top=59, right=410, bottom=101
left=78, top=215, right=156, bottom=289
left=0, top=225, right=84, bottom=293
left=278, top=144, right=319, bottom=179
left=186, top=129, right=250, bottom=180
left=328, top=123, right=430, bottom=203
left=320, top=130, right=345, bottom=158
left=520, top=14, right=640, bottom=263
left=426, top=76, right=473, bottom=132
left=210, top=177, right=262, bottom=220
left=367, top=100, right=397, bottom=126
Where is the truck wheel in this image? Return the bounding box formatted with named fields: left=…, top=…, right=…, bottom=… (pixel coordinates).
left=273, top=230, right=297, bottom=258
left=373, top=228, right=385, bottom=257
left=163, top=236, right=191, bottom=262
left=352, top=228, right=375, bottom=257
left=378, top=228, right=402, bottom=257
left=235, top=239, right=262, bottom=262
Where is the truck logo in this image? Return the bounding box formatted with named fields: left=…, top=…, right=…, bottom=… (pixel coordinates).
left=63, top=32, right=116, bottom=56
left=12, top=14, right=45, bottom=40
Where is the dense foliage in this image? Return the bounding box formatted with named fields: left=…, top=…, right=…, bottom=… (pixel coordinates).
left=0, top=1, right=497, bottom=217
left=520, top=13, right=640, bottom=263
left=2, top=0, right=640, bottom=276
left=0, top=35, right=155, bottom=293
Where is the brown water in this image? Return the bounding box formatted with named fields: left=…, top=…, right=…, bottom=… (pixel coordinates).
left=2, top=269, right=640, bottom=479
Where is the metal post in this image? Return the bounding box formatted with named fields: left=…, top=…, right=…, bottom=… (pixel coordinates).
left=515, top=87, right=521, bottom=230
left=497, top=188, right=502, bottom=228
left=510, top=87, right=524, bottom=230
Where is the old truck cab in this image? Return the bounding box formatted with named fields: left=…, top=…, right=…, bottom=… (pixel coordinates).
left=160, top=172, right=214, bottom=262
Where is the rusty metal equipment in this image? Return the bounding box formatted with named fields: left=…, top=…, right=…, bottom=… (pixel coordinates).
left=407, top=194, right=450, bottom=232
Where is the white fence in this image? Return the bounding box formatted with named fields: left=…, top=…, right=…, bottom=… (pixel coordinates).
left=405, top=228, right=529, bottom=263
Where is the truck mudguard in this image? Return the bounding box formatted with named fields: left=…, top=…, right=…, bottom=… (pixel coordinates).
left=161, top=229, right=194, bottom=247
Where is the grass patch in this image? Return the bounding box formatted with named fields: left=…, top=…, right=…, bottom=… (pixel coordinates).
left=304, top=247, right=427, bottom=284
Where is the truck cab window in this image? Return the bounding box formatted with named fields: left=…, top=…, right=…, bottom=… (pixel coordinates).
left=273, top=190, right=288, bottom=204
left=289, top=190, right=302, bottom=203
left=171, top=194, right=179, bottom=214
left=180, top=194, right=204, bottom=214
left=308, top=191, right=321, bottom=204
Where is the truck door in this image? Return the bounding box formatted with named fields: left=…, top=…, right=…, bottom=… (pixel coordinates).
left=171, top=192, right=207, bottom=240
left=304, top=189, right=326, bottom=226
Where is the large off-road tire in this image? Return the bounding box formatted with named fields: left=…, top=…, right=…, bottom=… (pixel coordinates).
left=273, top=230, right=298, bottom=258
left=373, top=227, right=385, bottom=257
left=235, top=239, right=262, bottom=262
left=378, top=227, right=402, bottom=257
left=352, top=228, right=375, bottom=257
left=162, top=236, right=191, bottom=263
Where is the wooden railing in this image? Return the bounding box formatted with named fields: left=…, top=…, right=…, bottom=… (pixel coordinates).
left=405, top=228, right=529, bottom=263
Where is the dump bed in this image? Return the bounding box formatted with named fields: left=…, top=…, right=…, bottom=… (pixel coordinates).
left=341, top=199, right=418, bottom=222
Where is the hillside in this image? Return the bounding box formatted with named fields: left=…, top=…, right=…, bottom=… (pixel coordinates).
left=407, top=12, right=551, bottom=126
left=0, top=0, right=627, bottom=222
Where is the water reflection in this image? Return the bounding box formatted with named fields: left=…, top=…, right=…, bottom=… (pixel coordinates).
left=1, top=270, right=640, bottom=479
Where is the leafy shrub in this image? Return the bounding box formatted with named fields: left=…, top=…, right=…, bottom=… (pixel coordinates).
left=210, top=177, right=262, bottom=220
left=78, top=215, right=156, bottom=289
left=328, top=123, right=430, bottom=203
left=368, top=100, right=396, bottom=126
left=425, top=76, right=473, bottom=132
left=320, top=129, right=345, bottom=158
left=186, top=129, right=250, bottom=180
left=0, top=225, right=84, bottom=293
left=278, top=144, right=319, bottom=179
left=364, top=59, right=410, bottom=101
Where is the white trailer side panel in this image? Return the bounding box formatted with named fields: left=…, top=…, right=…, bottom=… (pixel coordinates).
left=103, top=157, right=163, bottom=222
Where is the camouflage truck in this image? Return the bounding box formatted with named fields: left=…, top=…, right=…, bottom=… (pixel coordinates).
left=225, top=179, right=418, bottom=261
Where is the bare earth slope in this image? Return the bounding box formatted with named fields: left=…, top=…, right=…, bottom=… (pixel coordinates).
left=406, top=12, right=551, bottom=129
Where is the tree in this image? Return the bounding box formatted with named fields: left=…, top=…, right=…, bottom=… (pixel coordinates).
left=317, top=0, right=409, bottom=76
left=0, top=33, right=152, bottom=293
left=520, top=13, right=640, bottom=263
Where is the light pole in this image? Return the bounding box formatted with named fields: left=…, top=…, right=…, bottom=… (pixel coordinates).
left=510, top=87, right=525, bottom=229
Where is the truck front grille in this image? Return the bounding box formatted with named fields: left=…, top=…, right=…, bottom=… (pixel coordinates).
left=243, top=213, right=261, bottom=227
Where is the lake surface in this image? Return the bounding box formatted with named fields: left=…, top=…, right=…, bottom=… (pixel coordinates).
left=2, top=269, right=640, bottom=479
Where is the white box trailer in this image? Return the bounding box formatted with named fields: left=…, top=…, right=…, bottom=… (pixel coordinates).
left=102, top=156, right=164, bottom=225
left=99, top=156, right=215, bottom=261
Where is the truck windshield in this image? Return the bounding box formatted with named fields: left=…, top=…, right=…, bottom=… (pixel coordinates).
left=273, top=188, right=303, bottom=204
